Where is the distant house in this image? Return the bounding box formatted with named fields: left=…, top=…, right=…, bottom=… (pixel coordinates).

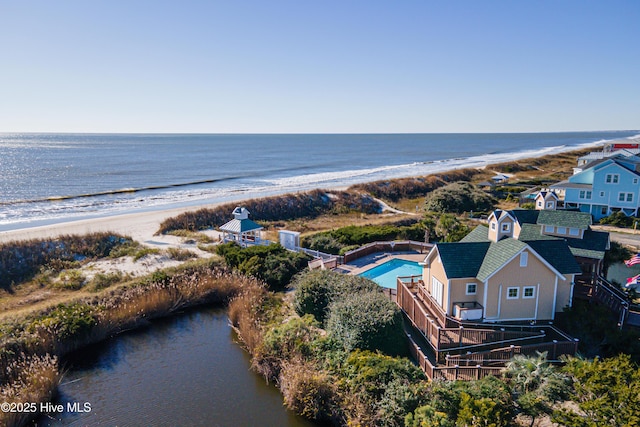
left=219, top=207, right=264, bottom=247
left=552, top=154, right=640, bottom=220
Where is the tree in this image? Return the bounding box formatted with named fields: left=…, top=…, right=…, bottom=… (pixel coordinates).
left=435, top=213, right=469, bottom=242
left=504, top=351, right=570, bottom=427
left=552, top=354, right=640, bottom=427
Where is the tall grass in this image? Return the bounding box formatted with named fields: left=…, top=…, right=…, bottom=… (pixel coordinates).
left=0, top=258, right=261, bottom=427
left=157, top=189, right=381, bottom=234
left=0, top=232, right=133, bottom=291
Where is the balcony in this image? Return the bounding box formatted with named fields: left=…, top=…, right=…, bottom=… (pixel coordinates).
left=453, top=302, right=484, bottom=321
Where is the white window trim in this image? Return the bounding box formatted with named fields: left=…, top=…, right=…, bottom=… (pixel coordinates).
left=519, top=252, right=528, bottom=267
left=491, top=222, right=496, bottom=230
left=501, top=223, right=511, bottom=232
left=466, top=283, right=477, bottom=295
left=507, top=287, right=519, bottom=299
left=544, top=225, right=554, bottom=233
left=546, top=201, right=554, bottom=208
left=523, top=286, right=535, bottom=299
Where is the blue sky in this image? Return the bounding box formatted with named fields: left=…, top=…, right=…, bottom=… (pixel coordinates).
left=1, top=1, right=638, bottom=133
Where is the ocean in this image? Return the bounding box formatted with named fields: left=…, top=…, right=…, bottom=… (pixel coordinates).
left=1, top=131, right=638, bottom=231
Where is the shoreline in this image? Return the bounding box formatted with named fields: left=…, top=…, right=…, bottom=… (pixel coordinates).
left=0, top=143, right=595, bottom=245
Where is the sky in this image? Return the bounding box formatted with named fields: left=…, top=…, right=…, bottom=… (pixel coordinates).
left=0, top=1, right=639, bottom=134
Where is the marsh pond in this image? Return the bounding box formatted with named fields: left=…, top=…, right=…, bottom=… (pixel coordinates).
left=35, top=307, right=315, bottom=426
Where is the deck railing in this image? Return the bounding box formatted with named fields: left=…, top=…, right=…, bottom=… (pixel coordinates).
left=445, top=338, right=579, bottom=367
left=343, top=240, right=432, bottom=263
left=406, top=333, right=504, bottom=380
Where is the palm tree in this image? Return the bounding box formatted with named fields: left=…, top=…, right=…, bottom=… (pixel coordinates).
left=503, top=351, right=570, bottom=427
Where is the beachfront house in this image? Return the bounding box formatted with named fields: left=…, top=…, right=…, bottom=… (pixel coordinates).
left=551, top=154, right=640, bottom=221
left=219, top=207, right=264, bottom=247
left=422, top=223, right=580, bottom=323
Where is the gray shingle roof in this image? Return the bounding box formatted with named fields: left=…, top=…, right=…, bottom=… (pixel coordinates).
left=435, top=242, right=490, bottom=278
left=477, top=239, right=528, bottom=282
left=536, top=210, right=592, bottom=229
left=525, top=240, right=582, bottom=275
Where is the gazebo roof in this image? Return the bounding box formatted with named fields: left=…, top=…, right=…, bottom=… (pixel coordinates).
left=219, top=218, right=263, bottom=234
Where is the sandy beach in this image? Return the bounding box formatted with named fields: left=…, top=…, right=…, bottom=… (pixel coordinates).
left=0, top=205, right=219, bottom=246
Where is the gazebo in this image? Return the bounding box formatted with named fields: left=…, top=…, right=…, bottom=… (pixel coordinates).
left=219, top=207, right=264, bottom=247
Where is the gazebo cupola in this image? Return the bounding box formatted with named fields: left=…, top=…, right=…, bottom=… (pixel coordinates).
left=219, top=207, right=264, bottom=247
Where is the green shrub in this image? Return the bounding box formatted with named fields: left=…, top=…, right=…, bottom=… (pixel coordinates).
left=406, top=376, right=513, bottom=427
left=326, top=291, right=406, bottom=356
left=216, top=242, right=310, bottom=290
left=89, top=272, right=123, bottom=291
left=425, top=181, right=495, bottom=214
left=166, top=247, right=196, bottom=261
left=28, top=303, right=98, bottom=341
left=54, top=269, right=86, bottom=290
left=599, top=211, right=639, bottom=228
left=301, top=222, right=426, bottom=255
left=291, top=269, right=379, bottom=325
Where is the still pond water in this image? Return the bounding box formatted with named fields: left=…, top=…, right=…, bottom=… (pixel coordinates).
left=36, top=307, right=316, bottom=427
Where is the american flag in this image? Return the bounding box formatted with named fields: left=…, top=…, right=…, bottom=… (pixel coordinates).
left=626, top=274, right=640, bottom=287
left=624, top=253, right=640, bottom=267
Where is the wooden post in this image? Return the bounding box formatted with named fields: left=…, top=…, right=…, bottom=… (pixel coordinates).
left=458, top=326, right=464, bottom=347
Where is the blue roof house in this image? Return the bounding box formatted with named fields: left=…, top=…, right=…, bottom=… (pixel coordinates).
left=552, top=155, right=640, bottom=221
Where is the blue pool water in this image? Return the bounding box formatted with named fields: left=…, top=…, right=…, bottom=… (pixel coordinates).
left=359, top=258, right=422, bottom=289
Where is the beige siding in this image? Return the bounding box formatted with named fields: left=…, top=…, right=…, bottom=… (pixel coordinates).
left=448, top=278, right=483, bottom=312
left=488, top=220, right=498, bottom=242
left=496, top=216, right=515, bottom=240
left=555, top=275, right=574, bottom=311
left=484, top=248, right=559, bottom=321
left=423, top=252, right=450, bottom=313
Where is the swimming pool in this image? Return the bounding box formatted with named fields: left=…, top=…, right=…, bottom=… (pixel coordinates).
left=358, top=258, right=422, bottom=289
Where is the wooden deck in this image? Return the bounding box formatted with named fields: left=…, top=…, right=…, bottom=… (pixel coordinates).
left=397, top=276, right=578, bottom=379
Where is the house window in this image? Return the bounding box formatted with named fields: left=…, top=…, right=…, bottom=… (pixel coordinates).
left=600, top=191, right=605, bottom=197
left=544, top=225, right=554, bottom=233
left=520, top=252, right=528, bottom=267
left=569, top=228, right=580, bottom=236
left=431, top=276, right=444, bottom=306
left=546, top=201, right=554, bottom=208
left=634, top=178, right=638, bottom=184
left=537, top=201, right=543, bottom=208
left=557, top=227, right=567, bottom=234
left=466, top=283, right=477, bottom=295
left=491, top=222, right=496, bottom=230
left=507, top=287, right=519, bottom=299
left=601, top=207, right=608, bottom=215
left=619, top=192, right=633, bottom=202
left=606, top=174, right=619, bottom=184
left=501, top=223, right=510, bottom=232
left=523, top=286, right=535, bottom=299
left=579, top=190, right=592, bottom=199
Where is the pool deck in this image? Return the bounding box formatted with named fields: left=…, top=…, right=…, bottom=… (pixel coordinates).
left=342, top=251, right=426, bottom=276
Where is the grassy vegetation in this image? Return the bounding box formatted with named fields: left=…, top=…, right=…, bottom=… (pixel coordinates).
left=0, top=233, right=134, bottom=291
left=157, top=189, right=381, bottom=234
left=0, top=257, right=257, bottom=427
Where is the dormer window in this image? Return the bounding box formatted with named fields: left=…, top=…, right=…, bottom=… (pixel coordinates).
left=537, top=201, right=543, bottom=208
left=546, top=201, right=554, bottom=208
left=501, top=223, right=510, bottom=232
left=491, top=222, right=496, bottom=230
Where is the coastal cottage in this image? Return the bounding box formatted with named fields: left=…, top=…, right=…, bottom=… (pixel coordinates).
left=219, top=207, right=264, bottom=247
left=552, top=153, right=640, bottom=220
